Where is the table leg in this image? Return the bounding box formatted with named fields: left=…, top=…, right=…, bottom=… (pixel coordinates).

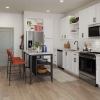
left=51, top=54, right=53, bottom=81
left=22, top=51, right=25, bottom=60
left=30, top=55, right=32, bottom=84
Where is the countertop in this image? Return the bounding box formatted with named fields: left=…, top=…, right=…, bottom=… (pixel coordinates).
left=23, top=50, right=53, bottom=55
left=54, top=48, right=81, bottom=52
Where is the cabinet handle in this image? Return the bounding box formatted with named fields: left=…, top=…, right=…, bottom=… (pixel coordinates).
left=65, top=52, right=67, bottom=55
left=82, top=33, right=84, bottom=38
left=95, top=18, right=96, bottom=22
left=93, top=17, right=96, bottom=22
left=64, top=35, right=66, bottom=39
left=74, top=58, right=76, bottom=62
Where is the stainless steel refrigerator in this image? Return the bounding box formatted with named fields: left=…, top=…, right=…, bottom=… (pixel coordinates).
left=26, top=31, right=44, bottom=50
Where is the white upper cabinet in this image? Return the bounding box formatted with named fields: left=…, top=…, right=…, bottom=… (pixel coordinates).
left=88, top=3, right=100, bottom=25
left=59, top=17, right=67, bottom=39
left=95, top=3, right=100, bottom=24
left=44, top=18, right=53, bottom=39
left=79, top=8, right=88, bottom=38
left=88, top=5, right=95, bottom=25
left=59, top=16, right=72, bottom=39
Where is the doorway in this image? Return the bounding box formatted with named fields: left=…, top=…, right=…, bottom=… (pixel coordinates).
left=0, top=28, right=14, bottom=66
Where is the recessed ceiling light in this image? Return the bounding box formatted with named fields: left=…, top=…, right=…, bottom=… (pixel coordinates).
left=46, top=10, right=50, bottom=13
left=5, top=6, right=10, bottom=9
left=60, top=0, right=64, bottom=3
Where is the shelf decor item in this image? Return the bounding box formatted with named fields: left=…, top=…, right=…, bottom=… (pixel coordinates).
left=75, top=17, right=79, bottom=23
left=70, top=17, right=76, bottom=24
left=37, top=66, right=47, bottom=74
left=27, top=21, right=32, bottom=26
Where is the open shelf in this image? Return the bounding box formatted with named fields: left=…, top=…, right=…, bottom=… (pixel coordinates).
left=71, top=32, right=78, bottom=34
left=71, top=22, right=79, bottom=25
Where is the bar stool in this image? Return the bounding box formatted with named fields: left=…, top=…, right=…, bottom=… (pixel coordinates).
left=8, top=50, right=26, bottom=86
left=6, top=49, right=21, bottom=78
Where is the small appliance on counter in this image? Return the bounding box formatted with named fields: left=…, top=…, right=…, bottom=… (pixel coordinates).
left=64, top=41, right=70, bottom=49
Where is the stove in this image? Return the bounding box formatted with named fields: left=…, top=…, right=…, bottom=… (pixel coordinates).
left=79, top=51, right=99, bottom=87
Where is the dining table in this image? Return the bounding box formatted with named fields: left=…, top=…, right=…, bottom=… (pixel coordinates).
left=22, top=50, right=53, bottom=84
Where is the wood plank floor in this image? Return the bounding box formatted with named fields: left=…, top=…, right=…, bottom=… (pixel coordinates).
left=0, top=67, right=100, bottom=100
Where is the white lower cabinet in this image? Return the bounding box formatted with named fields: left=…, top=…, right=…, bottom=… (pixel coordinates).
left=63, top=51, right=67, bottom=70
left=63, top=51, right=79, bottom=76
left=72, top=52, right=79, bottom=76
left=96, top=55, right=100, bottom=85
left=53, top=48, right=57, bottom=65
left=67, top=51, right=73, bottom=72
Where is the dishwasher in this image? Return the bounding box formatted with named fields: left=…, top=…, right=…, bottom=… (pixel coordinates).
left=57, top=49, right=63, bottom=68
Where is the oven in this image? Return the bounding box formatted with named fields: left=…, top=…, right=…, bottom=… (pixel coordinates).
left=79, top=52, right=97, bottom=86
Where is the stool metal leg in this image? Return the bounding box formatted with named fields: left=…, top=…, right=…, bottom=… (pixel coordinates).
left=7, top=57, right=10, bottom=78
left=23, top=65, right=26, bottom=84
left=9, top=62, right=11, bottom=86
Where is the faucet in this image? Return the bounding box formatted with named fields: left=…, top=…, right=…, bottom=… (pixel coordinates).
left=74, top=41, right=79, bottom=50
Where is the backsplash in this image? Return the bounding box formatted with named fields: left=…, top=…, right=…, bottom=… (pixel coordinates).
left=54, top=38, right=100, bottom=52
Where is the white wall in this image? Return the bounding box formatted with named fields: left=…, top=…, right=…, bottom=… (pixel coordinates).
left=0, top=12, right=23, bottom=57
left=23, top=11, right=64, bottom=50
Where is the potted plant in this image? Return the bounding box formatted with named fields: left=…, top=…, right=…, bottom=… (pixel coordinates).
left=34, top=42, right=41, bottom=51
left=70, top=17, right=76, bottom=24
left=27, top=21, right=32, bottom=26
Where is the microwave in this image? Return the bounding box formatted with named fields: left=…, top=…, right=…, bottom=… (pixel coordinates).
left=89, top=25, right=100, bottom=37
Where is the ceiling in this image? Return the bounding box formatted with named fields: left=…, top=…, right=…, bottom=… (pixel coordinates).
left=0, top=0, right=95, bottom=14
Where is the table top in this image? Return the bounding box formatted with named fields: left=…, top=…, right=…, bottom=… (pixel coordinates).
left=23, top=50, right=53, bottom=55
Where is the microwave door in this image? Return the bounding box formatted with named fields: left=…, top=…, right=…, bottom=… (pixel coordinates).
left=89, top=26, right=100, bottom=37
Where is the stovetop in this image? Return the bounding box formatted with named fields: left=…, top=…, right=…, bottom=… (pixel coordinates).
left=79, top=51, right=100, bottom=56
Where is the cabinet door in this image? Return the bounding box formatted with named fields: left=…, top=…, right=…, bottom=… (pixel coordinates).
left=71, top=53, right=79, bottom=75
left=96, top=56, right=100, bottom=85
left=88, top=5, right=96, bottom=25
left=79, top=9, right=88, bottom=38
left=74, top=54, right=79, bottom=75
left=53, top=49, right=57, bottom=65
left=63, top=51, right=67, bottom=70
left=67, top=51, right=73, bottom=72
left=96, top=64, right=100, bottom=85
left=44, top=18, right=53, bottom=38
left=95, top=3, right=100, bottom=24
left=60, top=18, right=66, bottom=39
